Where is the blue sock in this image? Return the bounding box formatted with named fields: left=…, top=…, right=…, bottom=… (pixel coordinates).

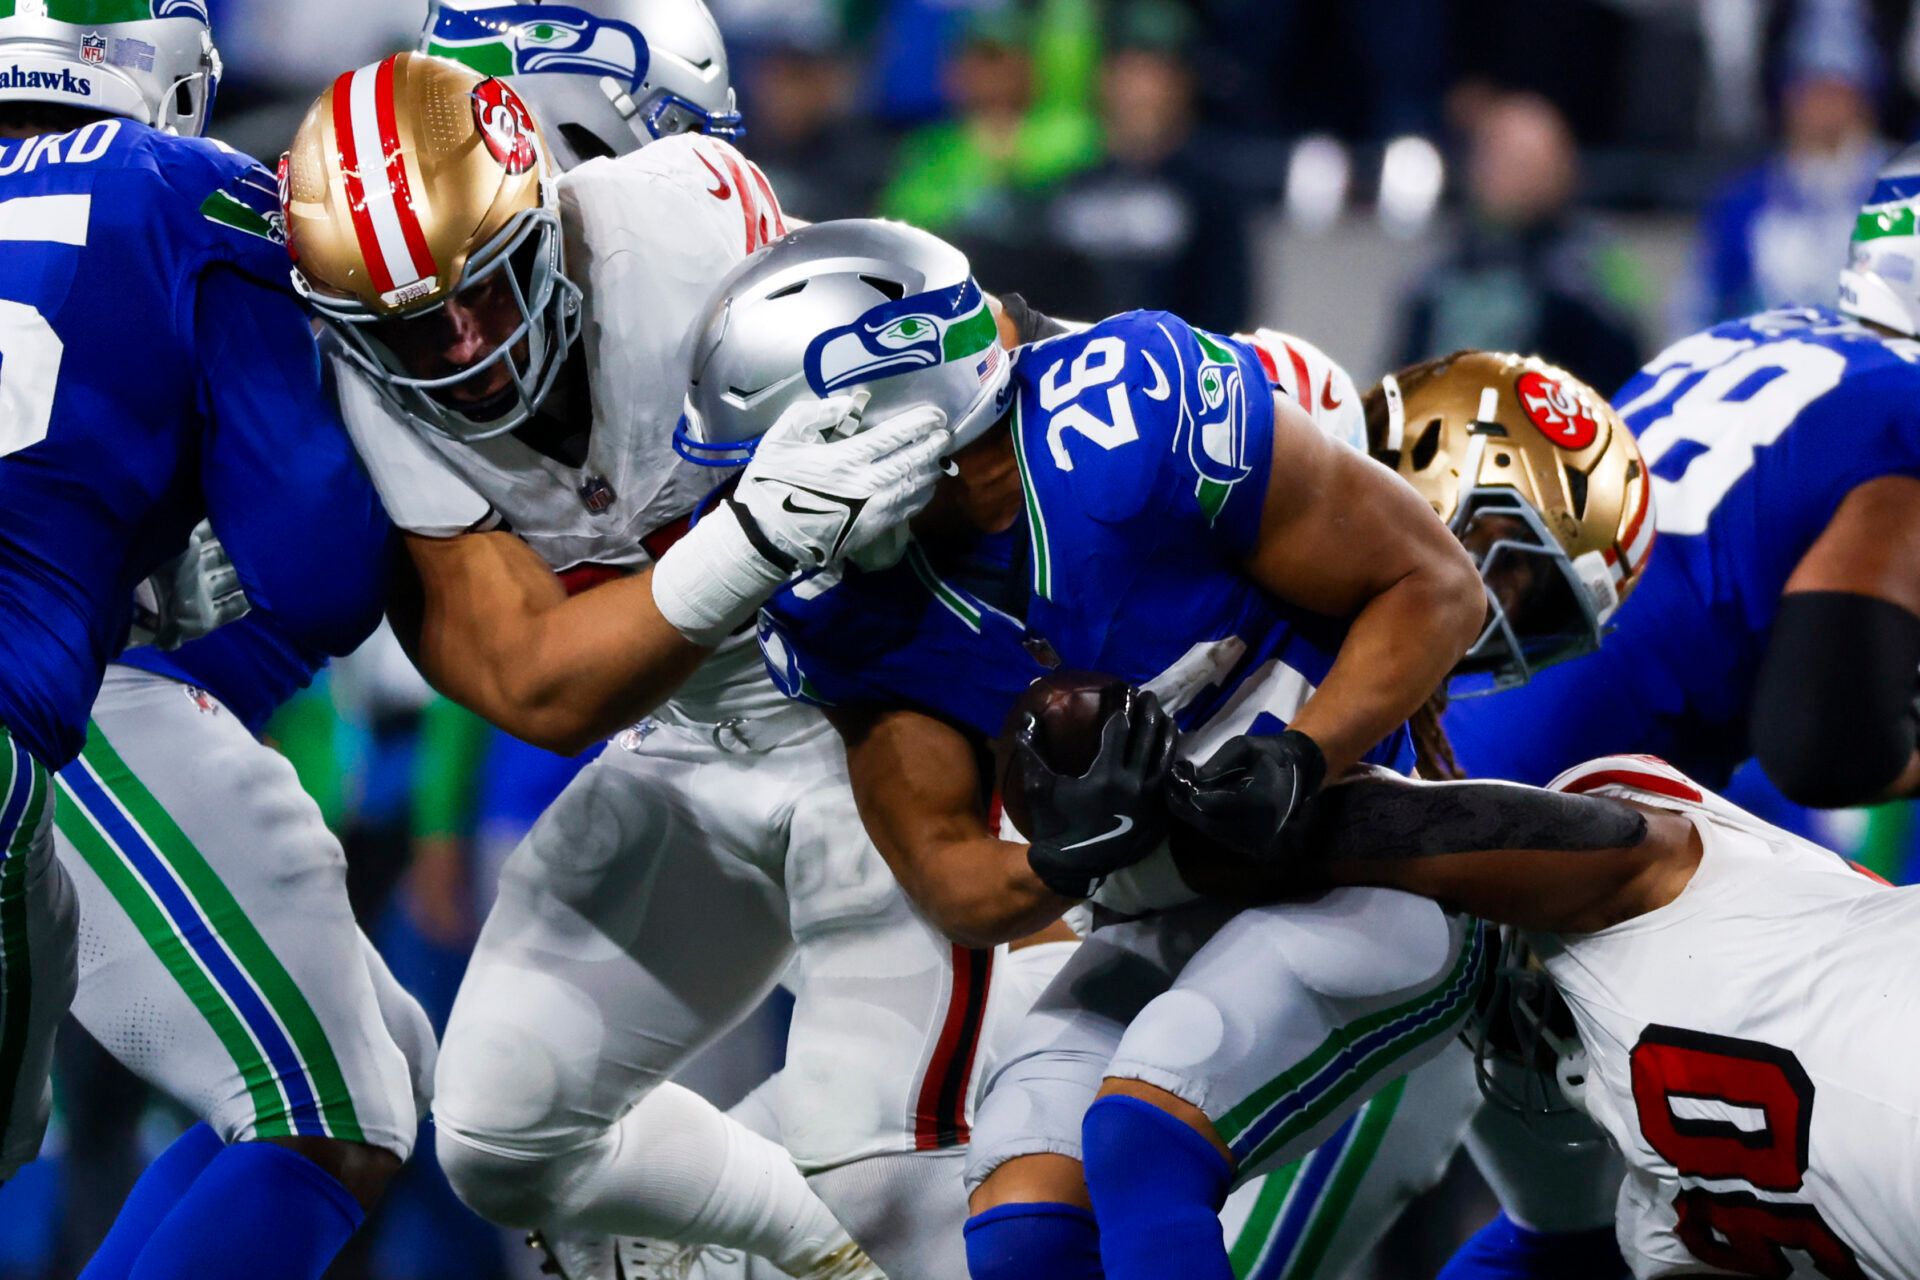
left=125, top=1141, right=364, bottom=1280
left=965, top=1201, right=1105, bottom=1280
left=82, top=1123, right=225, bottom=1280
left=1081, top=1096, right=1234, bottom=1280
left=1438, top=1212, right=1628, bottom=1280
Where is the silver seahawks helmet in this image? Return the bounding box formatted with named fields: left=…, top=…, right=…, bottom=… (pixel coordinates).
left=676, top=218, right=1014, bottom=468
left=0, top=0, right=220, bottom=137
left=421, top=0, right=739, bottom=171
left=1840, top=141, right=1920, bottom=336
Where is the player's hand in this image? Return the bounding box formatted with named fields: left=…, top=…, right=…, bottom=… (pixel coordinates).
left=1021, top=686, right=1178, bottom=899
left=1166, top=729, right=1327, bottom=863
left=651, top=395, right=952, bottom=646
left=734, top=392, right=952, bottom=571
left=129, top=520, right=250, bottom=650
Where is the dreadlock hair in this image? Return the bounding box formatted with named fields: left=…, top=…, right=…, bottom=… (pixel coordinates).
left=1410, top=687, right=1465, bottom=781
left=1362, top=351, right=1483, bottom=783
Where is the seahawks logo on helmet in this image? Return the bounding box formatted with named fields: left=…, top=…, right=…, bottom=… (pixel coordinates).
left=804, top=279, right=999, bottom=397
left=428, top=4, right=649, bottom=94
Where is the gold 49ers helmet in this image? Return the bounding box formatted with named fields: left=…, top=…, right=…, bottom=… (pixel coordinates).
left=1363, top=350, right=1655, bottom=691
left=282, top=51, right=581, bottom=441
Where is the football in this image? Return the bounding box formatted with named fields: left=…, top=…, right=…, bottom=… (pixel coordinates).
left=994, top=670, right=1129, bottom=837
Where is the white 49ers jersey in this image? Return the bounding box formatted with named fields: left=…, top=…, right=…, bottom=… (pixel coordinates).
left=337, top=133, right=783, bottom=568
left=1536, top=755, right=1920, bottom=1280
left=338, top=134, right=791, bottom=722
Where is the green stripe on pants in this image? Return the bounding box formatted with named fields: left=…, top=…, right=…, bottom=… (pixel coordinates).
left=1279, top=1075, right=1408, bottom=1278
left=1229, top=1078, right=1408, bottom=1280
left=1229, top=1154, right=1302, bottom=1275
left=55, top=784, right=295, bottom=1137
left=1219, top=920, right=1488, bottom=1172
left=70, top=722, right=364, bottom=1143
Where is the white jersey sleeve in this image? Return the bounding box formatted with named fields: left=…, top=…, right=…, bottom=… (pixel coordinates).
left=333, top=357, right=495, bottom=538
left=1534, top=755, right=1920, bottom=1280
left=1235, top=328, right=1367, bottom=453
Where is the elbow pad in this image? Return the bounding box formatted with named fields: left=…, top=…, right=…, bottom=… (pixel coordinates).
left=1751, top=591, right=1920, bottom=807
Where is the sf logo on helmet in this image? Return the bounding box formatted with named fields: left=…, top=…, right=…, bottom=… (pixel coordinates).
left=471, top=79, right=540, bottom=176
left=1516, top=369, right=1599, bottom=450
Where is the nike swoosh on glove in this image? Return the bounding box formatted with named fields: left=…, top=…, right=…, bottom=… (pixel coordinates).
left=736, top=392, right=952, bottom=571
left=1165, top=729, right=1327, bottom=864
left=652, top=395, right=953, bottom=645
left=130, top=520, right=251, bottom=651
left=1022, top=686, right=1178, bottom=899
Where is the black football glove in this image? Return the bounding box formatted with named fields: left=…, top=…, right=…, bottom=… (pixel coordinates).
left=1166, top=729, right=1327, bottom=863
left=1020, top=686, right=1178, bottom=899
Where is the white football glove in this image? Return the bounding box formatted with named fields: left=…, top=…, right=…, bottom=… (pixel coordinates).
left=651, top=394, right=952, bottom=646
left=129, top=520, right=251, bottom=650
left=739, top=392, right=951, bottom=569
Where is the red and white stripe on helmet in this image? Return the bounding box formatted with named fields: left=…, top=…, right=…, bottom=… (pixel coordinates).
left=330, top=56, right=441, bottom=308
left=1237, top=327, right=1367, bottom=454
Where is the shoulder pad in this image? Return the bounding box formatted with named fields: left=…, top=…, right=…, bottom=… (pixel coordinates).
left=1018, top=312, right=1182, bottom=524
left=144, top=132, right=292, bottom=286
left=567, top=134, right=786, bottom=258
left=197, top=157, right=287, bottom=253
left=1024, top=311, right=1264, bottom=529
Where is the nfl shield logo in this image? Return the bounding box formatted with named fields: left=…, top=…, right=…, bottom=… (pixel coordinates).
left=79, top=31, right=106, bottom=64
left=578, top=475, right=616, bottom=513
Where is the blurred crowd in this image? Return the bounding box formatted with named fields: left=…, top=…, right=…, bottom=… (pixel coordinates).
left=5, top=1, right=1920, bottom=1278
left=190, top=0, right=1920, bottom=375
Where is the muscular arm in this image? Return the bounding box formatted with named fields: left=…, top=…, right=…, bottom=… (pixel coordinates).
left=1175, top=772, right=1698, bottom=934
left=1752, top=475, right=1920, bottom=805
left=1244, top=398, right=1486, bottom=775
left=829, top=704, right=1073, bottom=948
left=385, top=530, right=708, bottom=755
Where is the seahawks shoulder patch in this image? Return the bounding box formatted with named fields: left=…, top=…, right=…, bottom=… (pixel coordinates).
left=200, top=164, right=284, bottom=246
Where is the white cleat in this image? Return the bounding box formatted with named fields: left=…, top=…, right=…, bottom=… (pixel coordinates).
left=617, top=1238, right=749, bottom=1280
left=528, top=1230, right=617, bottom=1280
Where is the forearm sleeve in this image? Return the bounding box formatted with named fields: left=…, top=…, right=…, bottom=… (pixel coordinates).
left=1751, top=591, right=1920, bottom=807
left=1297, top=772, right=1648, bottom=863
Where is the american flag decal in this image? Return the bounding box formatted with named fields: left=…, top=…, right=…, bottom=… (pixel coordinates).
left=977, top=342, right=1002, bottom=384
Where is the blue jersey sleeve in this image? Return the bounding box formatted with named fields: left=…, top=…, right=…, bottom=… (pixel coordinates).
left=760, top=548, right=1046, bottom=740
left=1022, top=312, right=1276, bottom=561
left=194, top=265, right=391, bottom=658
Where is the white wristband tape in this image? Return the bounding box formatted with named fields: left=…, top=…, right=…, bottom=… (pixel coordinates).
left=649, top=503, right=790, bottom=647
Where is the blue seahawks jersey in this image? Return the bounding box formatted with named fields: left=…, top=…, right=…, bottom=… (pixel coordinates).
left=0, top=119, right=390, bottom=765
left=118, top=614, right=331, bottom=738
left=1447, top=306, right=1920, bottom=786
left=761, top=311, right=1414, bottom=772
